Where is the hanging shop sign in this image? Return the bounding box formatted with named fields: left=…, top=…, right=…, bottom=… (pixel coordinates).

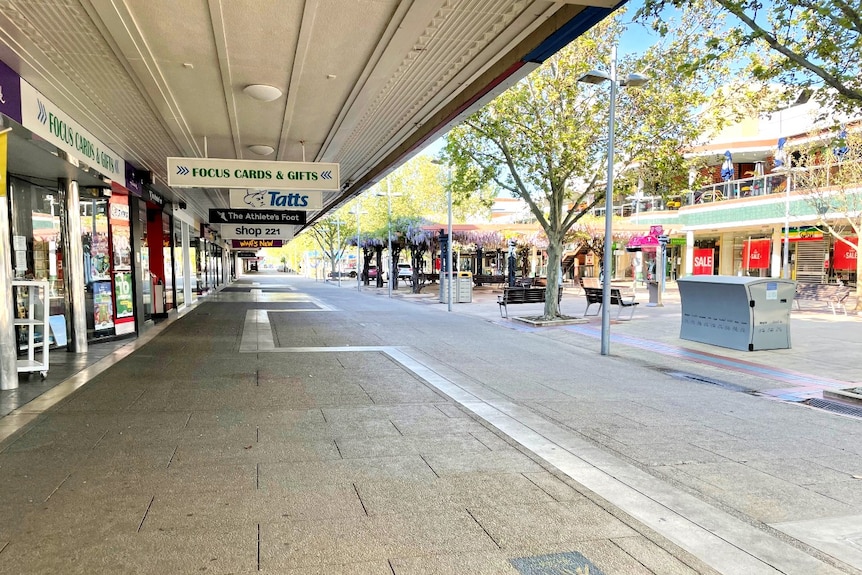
left=219, top=224, right=294, bottom=240
left=231, top=239, right=283, bottom=249
left=208, top=208, right=306, bottom=225
left=0, top=60, right=22, bottom=123
left=229, top=188, right=323, bottom=210
left=20, top=81, right=125, bottom=181
left=693, top=248, right=714, bottom=275
left=145, top=187, right=166, bottom=207
left=167, top=157, right=339, bottom=191
left=742, top=238, right=771, bottom=270
left=833, top=237, right=858, bottom=270
left=236, top=251, right=258, bottom=258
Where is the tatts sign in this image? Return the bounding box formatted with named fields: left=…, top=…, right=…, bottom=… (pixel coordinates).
left=693, top=248, right=714, bottom=275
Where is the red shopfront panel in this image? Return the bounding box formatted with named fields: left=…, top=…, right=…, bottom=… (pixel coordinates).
left=742, top=238, right=771, bottom=270
left=834, top=238, right=858, bottom=270
left=693, top=248, right=714, bottom=275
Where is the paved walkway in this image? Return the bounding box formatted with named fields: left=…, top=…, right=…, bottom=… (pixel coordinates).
left=1, top=274, right=861, bottom=574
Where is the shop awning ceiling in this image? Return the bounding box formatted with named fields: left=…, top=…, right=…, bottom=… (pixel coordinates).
left=0, top=0, right=623, bottom=235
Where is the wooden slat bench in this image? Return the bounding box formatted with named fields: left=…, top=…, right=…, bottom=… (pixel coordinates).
left=497, top=287, right=563, bottom=318
left=794, top=282, right=851, bottom=315
left=473, top=274, right=507, bottom=286
left=583, top=286, right=639, bottom=320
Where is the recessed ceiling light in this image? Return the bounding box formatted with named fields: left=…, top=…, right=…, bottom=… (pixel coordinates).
left=243, top=84, right=282, bottom=102
left=248, top=144, right=275, bottom=156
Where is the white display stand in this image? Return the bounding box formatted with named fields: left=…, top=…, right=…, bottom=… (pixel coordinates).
left=12, top=280, right=50, bottom=379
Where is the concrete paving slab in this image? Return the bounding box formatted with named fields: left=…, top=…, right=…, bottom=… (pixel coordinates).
left=259, top=456, right=439, bottom=490
left=468, top=500, right=639, bottom=552
left=772, top=514, right=862, bottom=572
left=335, top=433, right=495, bottom=459
left=389, top=550, right=522, bottom=575
left=355, top=473, right=560, bottom=516
left=611, top=535, right=719, bottom=575
left=4, top=275, right=862, bottom=575
left=0, top=528, right=257, bottom=574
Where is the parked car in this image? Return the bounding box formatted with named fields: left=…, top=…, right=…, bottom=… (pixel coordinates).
left=397, top=263, right=413, bottom=280
left=367, top=265, right=379, bottom=279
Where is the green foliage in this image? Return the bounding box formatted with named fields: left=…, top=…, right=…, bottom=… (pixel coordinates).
left=442, top=10, right=725, bottom=318
left=637, top=0, right=862, bottom=113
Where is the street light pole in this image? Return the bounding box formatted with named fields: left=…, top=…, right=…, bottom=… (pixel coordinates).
left=447, top=180, right=453, bottom=313
left=579, top=44, right=649, bottom=356
left=354, top=202, right=362, bottom=291
left=375, top=181, right=403, bottom=298
left=600, top=46, right=618, bottom=356
left=335, top=219, right=342, bottom=288
left=783, top=171, right=792, bottom=279
left=431, top=158, right=454, bottom=312
left=771, top=166, right=795, bottom=279
left=386, top=180, right=393, bottom=298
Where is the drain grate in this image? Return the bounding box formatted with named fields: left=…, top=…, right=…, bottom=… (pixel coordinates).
left=804, top=398, right=862, bottom=419
left=661, top=370, right=753, bottom=393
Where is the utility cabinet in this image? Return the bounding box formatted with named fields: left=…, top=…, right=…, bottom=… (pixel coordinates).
left=677, top=276, right=795, bottom=351
left=13, top=280, right=50, bottom=379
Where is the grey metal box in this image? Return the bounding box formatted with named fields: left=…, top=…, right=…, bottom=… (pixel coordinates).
left=677, top=276, right=795, bottom=351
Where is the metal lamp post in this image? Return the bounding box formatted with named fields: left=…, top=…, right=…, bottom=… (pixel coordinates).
left=579, top=45, right=648, bottom=356
left=351, top=202, right=366, bottom=291
left=431, top=159, right=453, bottom=312
left=376, top=180, right=403, bottom=298
left=771, top=166, right=798, bottom=279
left=334, top=219, right=343, bottom=287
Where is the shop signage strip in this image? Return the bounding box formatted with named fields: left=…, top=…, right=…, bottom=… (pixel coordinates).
left=208, top=208, right=306, bottom=225
left=784, top=226, right=824, bottom=242
left=20, top=81, right=125, bottom=181
left=168, top=157, right=340, bottom=191
left=229, top=189, right=323, bottom=210
left=219, top=223, right=295, bottom=240
left=231, top=239, right=283, bottom=249
left=0, top=60, right=22, bottom=123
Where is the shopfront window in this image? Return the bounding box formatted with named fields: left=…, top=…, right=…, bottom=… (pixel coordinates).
left=10, top=178, right=68, bottom=348
left=191, top=237, right=203, bottom=294
left=81, top=193, right=115, bottom=339
left=173, top=221, right=185, bottom=307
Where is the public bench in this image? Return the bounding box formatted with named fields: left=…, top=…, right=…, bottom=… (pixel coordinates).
left=473, top=274, right=507, bottom=286
left=497, top=286, right=563, bottom=318
left=583, top=286, right=639, bottom=320
left=794, top=282, right=851, bottom=315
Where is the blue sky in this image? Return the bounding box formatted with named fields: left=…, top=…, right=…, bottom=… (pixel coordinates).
left=419, top=0, right=662, bottom=157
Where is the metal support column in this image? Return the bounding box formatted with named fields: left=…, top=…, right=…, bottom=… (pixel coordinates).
left=59, top=178, right=87, bottom=353
left=0, top=141, right=16, bottom=388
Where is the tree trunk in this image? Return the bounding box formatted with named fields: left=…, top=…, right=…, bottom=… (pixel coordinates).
left=543, top=239, right=563, bottom=319
left=855, top=253, right=862, bottom=312
left=391, top=247, right=402, bottom=291
left=375, top=246, right=384, bottom=288
left=362, top=248, right=371, bottom=285
left=410, top=248, right=423, bottom=294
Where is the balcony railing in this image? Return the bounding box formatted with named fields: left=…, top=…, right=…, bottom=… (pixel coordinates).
left=592, top=158, right=861, bottom=217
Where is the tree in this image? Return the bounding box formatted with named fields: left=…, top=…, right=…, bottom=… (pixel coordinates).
left=793, top=129, right=862, bottom=309
left=444, top=10, right=724, bottom=319
left=637, top=0, right=862, bottom=113
left=308, top=214, right=353, bottom=280
left=404, top=222, right=438, bottom=293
